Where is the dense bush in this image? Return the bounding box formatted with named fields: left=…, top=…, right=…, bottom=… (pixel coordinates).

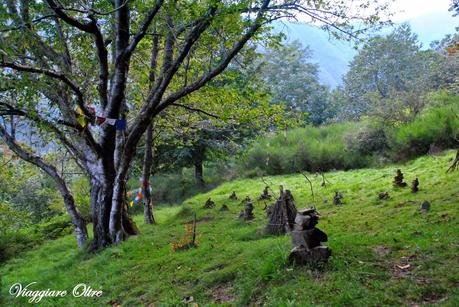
left=241, top=123, right=375, bottom=175
left=0, top=214, right=73, bottom=263
left=241, top=94, right=459, bottom=175
left=391, top=105, right=459, bottom=159
left=344, top=124, right=389, bottom=155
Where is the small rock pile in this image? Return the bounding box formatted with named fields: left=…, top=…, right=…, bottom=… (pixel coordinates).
left=393, top=169, right=407, bottom=187
left=378, top=191, right=389, bottom=200
left=229, top=191, right=238, bottom=200
left=259, top=186, right=272, bottom=200
left=411, top=178, right=419, bottom=193
left=333, top=191, right=343, bottom=205
left=288, top=208, right=331, bottom=265
left=239, top=196, right=254, bottom=220
left=203, top=198, right=215, bottom=209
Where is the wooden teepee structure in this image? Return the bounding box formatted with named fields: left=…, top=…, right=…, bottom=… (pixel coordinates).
left=266, top=186, right=297, bottom=235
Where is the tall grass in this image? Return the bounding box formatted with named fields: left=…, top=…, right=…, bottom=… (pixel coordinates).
left=242, top=94, right=459, bottom=176
left=242, top=123, right=374, bottom=175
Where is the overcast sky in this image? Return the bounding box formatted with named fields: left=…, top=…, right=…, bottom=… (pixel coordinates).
left=391, top=0, right=453, bottom=20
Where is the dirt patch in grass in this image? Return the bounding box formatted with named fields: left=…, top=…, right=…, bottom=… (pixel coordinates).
left=373, top=245, right=391, bottom=257
left=209, top=282, right=235, bottom=303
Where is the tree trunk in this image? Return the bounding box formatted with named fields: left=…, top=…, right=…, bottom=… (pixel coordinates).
left=142, top=124, right=155, bottom=224
left=194, top=160, right=205, bottom=188
left=0, top=124, right=89, bottom=248
left=62, top=191, right=88, bottom=248
left=89, top=178, right=113, bottom=250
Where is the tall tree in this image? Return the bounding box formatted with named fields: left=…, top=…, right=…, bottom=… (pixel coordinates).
left=256, top=40, right=333, bottom=125
left=0, top=0, right=390, bottom=250
left=341, top=24, right=449, bottom=123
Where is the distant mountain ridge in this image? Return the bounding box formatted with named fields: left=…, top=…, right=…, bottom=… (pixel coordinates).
left=274, top=11, right=457, bottom=88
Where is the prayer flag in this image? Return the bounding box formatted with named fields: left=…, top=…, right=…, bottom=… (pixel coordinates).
left=96, top=116, right=106, bottom=125
left=115, top=119, right=127, bottom=130
left=105, top=118, right=117, bottom=126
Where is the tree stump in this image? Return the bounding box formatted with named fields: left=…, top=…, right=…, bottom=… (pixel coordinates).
left=393, top=169, right=407, bottom=187
left=266, top=188, right=297, bottom=235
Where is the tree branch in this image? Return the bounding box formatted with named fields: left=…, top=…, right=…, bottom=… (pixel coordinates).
left=170, top=103, right=220, bottom=119
left=123, top=0, right=164, bottom=59
left=157, top=0, right=270, bottom=110
left=0, top=61, right=90, bottom=118
left=45, top=0, right=95, bottom=32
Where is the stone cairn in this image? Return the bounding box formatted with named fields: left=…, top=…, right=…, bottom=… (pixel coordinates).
left=266, top=186, right=297, bottom=235
left=411, top=178, right=419, bottom=193
left=259, top=186, right=272, bottom=200
left=288, top=208, right=331, bottom=265
left=378, top=191, right=389, bottom=200
left=239, top=196, right=254, bottom=220
left=393, top=169, right=407, bottom=187
left=219, top=204, right=229, bottom=211
left=203, top=198, right=215, bottom=209
left=420, top=200, right=430, bottom=213
left=229, top=191, right=238, bottom=200
left=333, top=191, right=343, bottom=205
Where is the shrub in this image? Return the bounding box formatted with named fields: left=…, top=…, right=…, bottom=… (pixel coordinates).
left=241, top=123, right=375, bottom=175
left=391, top=105, right=459, bottom=159
left=0, top=214, right=73, bottom=263
left=344, top=123, right=389, bottom=155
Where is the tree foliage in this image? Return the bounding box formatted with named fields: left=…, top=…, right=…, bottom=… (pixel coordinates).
left=341, top=24, right=452, bottom=123
left=0, top=0, right=392, bottom=249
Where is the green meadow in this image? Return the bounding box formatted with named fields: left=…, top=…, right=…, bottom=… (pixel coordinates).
left=1, top=150, right=458, bottom=306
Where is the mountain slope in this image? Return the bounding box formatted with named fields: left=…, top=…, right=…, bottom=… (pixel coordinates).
left=1, top=151, right=458, bottom=306
left=276, top=12, right=457, bottom=88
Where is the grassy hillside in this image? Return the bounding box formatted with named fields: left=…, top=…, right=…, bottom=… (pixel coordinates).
left=1, top=151, right=458, bottom=306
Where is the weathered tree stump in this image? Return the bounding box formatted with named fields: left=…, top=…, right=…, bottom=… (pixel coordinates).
left=378, top=191, right=389, bottom=200
left=333, top=191, right=343, bottom=205
left=411, top=178, right=419, bottom=193
left=203, top=198, right=215, bottom=209
left=393, top=169, right=407, bottom=187
left=266, top=187, right=297, bottom=235
left=239, top=197, right=254, bottom=220
left=287, top=208, right=331, bottom=265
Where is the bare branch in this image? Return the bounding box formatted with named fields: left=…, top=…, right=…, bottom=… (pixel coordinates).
left=300, top=171, right=315, bottom=201
left=170, top=102, right=220, bottom=119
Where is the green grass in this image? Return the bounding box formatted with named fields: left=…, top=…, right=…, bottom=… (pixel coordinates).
left=1, top=151, right=458, bottom=306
